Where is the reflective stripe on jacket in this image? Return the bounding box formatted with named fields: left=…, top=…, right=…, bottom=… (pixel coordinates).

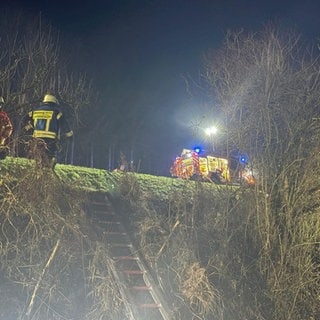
left=33, top=130, right=57, bottom=139
left=30, top=105, right=62, bottom=140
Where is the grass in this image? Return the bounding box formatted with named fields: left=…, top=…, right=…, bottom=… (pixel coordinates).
left=0, top=156, right=319, bottom=320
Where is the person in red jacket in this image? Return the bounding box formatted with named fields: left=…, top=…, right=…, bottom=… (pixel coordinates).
left=0, top=97, right=13, bottom=160
left=24, top=94, right=73, bottom=168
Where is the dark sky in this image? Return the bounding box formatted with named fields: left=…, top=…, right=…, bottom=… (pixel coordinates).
left=3, top=0, right=320, bottom=174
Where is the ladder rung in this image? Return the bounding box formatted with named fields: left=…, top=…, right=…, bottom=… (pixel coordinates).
left=122, top=270, right=146, bottom=275
left=99, top=221, right=120, bottom=224
left=114, top=256, right=139, bottom=261
left=94, top=210, right=114, bottom=215
left=90, top=200, right=108, bottom=205
left=130, top=285, right=151, bottom=291
left=139, top=303, right=161, bottom=308
left=111, top=243, right=132, bottom=248
left=103, top=231, right=127, bottom=235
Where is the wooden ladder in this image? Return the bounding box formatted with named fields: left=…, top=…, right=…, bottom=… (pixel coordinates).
left=86, top=195, right=172, bottom=320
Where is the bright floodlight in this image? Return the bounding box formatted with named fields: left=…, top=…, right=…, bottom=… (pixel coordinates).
left=205, top=126, right=218, bottom=136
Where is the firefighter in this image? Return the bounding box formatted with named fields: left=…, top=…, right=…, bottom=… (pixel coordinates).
left=0, top=97, right=13, bottom=160
left=24, top=94, right=73, bottom=168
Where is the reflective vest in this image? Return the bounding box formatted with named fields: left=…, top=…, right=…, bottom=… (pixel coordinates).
left=29, top=105, right=62, bottom=140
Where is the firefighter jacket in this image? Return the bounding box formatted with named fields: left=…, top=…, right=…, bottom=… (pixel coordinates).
left=0, top=111, right=13, bottom=146
left=26, top=103, right=73, bottom=141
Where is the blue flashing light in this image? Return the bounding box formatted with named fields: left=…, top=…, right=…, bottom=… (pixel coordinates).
left=193, top=146, right=202, bottom=154
left=239, top=154, right=248, bottom=165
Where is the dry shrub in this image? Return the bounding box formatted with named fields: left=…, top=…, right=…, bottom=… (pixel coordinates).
left=266, top=209, right=320, bottom=319
left=125, top=183, right=226, bottom=319
left=0, top=165, right=126, bottom=319
left=204, top=25, right=320, bottom=319
left=125, top=181, right=269, bottom=319
left=181, top=262, right=220, bottom=316
left=26, top=138, right=56, bottom=169
left=138, top=211, right=167, bottom=265
left=117, top=172, right=141, bottom=202
left=0, top=169, right=86, bottom=318
left=86, top=243, right=128, bottom=320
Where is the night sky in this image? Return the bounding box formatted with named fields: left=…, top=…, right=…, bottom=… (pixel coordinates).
left=3, top=0, right=320, bottom=175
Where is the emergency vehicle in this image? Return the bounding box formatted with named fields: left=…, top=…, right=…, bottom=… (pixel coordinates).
left=170, top=148, right=255, bottom=186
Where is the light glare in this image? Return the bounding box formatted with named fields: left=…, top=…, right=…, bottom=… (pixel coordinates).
left=205, top=126, right=218, bottom=136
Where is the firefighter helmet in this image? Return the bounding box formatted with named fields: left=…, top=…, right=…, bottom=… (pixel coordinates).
left=43, top=94, right=59, bottom=105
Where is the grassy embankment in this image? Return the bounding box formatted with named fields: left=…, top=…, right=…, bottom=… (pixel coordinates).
left=1, top=156, right=318, bottom=320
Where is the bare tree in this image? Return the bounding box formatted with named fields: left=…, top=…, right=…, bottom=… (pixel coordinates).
left=0, top=9, right=95, bottom=159
left=204, top=24, right=320, bottom=319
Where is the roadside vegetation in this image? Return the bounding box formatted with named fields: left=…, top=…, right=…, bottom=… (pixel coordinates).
left=0, top=157, right=127, bottom=320
left=202, top=24, right=320, bottom=319
left=0, top=154, right=319, bottom=319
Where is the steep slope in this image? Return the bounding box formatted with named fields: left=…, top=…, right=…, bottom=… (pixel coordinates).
left=1, top=156, right=318, bottom=320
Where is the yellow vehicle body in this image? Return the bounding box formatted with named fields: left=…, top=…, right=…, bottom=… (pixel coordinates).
left=171, top=149, right=231, bottom=183
left=171, top=149, right=256, bottom=186
left=207, top=156, right=230, bottom=182
left=198, top=157, right=209, bottom=176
